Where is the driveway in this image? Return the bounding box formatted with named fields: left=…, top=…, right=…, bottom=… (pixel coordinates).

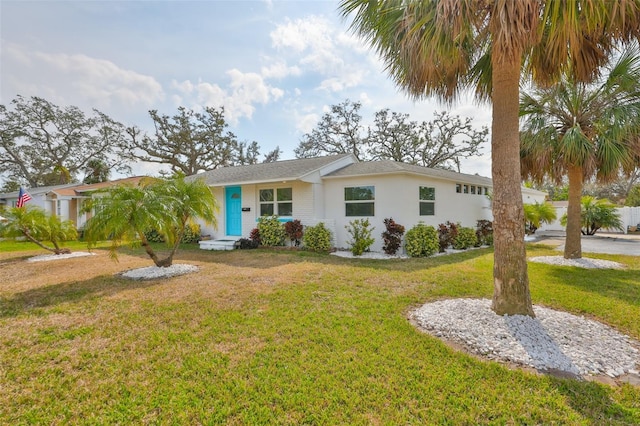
left=532, top=231, right=640, bottom=256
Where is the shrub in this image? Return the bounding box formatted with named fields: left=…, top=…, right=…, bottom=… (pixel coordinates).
left=257, top=215, right=286, bottom=246
left=303, top=222, right=332, bottom=252
left=238, top=238, right=259, bottom=249
left=404, top=223, right=439, bottom=257
left=250, top=228, right=261, bottom=245
left=381, top=217, right=405, bottom=255
left=475, top=220, right=493, bottom=246
left=437, top=221, right=459, bottom=252
left=284, top=219, right=304, bottom=247
left=453, top=227, right=478, bottom=250
left=346, top=219, right=375, bottom=256
left=144, top=223, right=201, bottom=244
left=181, top=223, right=201, bottom=244
left=144, top=229, right=165, bottom=243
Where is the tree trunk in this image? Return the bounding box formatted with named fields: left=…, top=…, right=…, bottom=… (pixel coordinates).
left=139, top=233, right=172, bottom=267
left=21, top=229, right=57, bottom=254
left=564, top=165, right=583, bottom=259
left=490, top=53, right=534, bottom=317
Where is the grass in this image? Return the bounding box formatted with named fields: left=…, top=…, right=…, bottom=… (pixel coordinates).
left=0, top=241, right=639, bottom=424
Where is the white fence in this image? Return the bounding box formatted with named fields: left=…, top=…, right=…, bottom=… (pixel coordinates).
left=539, top=206, right=640, bottom=233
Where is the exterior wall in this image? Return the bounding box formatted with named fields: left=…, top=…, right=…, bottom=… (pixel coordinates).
left=323, top=174, right=493, bottom=252
left=200, top=181, right=322, bottom=240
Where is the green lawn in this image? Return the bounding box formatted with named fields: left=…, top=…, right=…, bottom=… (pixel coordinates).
left=1, top=242, right=639, bottom=424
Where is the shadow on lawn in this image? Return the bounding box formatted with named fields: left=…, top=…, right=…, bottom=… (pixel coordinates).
left=0, top=275, right=167, bottom=318
left=549, top=377, right=640, bottom=424
left=177, top=246, right=492, bottom=272
left=544, top=265, right=640, bottom=308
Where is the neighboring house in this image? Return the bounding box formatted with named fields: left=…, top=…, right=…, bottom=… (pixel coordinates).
left=189, top=154, right=547, bottom=252
left=0, top=177, right=146, bottom=229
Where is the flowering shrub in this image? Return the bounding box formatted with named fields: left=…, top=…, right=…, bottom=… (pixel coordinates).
left=437, top=221, right=459, bottom=252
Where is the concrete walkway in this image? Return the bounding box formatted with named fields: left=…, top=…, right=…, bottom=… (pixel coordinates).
left=530, top=231, right=640, bottom=256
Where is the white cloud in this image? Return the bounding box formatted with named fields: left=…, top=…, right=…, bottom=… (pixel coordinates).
left=296, top=113, right=319, bottom=133
left=269, top=15, right=370, bottom=93
left=171, top=69, right=284, bottom=124
left=4, top=45, right=164, bottom=108
left=260, top=61, right=302, bottom=79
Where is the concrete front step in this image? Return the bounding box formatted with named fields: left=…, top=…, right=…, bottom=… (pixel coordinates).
left=199, top=238, right=238, bottom=251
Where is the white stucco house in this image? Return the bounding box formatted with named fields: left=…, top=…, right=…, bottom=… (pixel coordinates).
left=189, top=154, right=547, bottom=252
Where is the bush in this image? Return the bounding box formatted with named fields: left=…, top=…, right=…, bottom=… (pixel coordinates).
left=284, top=219, right=304, bottom=247
left=453, top=226, right=478, bottom=250
left=437, top=221, right=459, bottom=252
left=181, top=223, right=201, bottom=244
left=303, top=222, right=332, bottom=252
left=475, top=220, right=493, bottom=246
left=404, top=223, right=439, bottom=257
left=381, top=217, right=405, bottom=255
left=346, top=219, right=375, bottom=256
left=143, top=223, right=201, bottom=244
left=144, top=229, right=165, bottom=243
left=250, top=228, right=261, bottom=245
left=238, top=238, right=259, bottom=249
left=257, top=215, right=286, bottom=247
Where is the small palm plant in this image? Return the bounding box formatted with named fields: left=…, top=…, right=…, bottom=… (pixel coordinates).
left=83, top=176, right=218, bottom=267
left=561, top=196, right=623, bottom=236
left=524, top=202, right=557, bottom=235
left=1, top=205, right=77, bottom=254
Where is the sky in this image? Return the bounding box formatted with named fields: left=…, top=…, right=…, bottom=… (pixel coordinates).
left=0, top=0, right=493, bottom=180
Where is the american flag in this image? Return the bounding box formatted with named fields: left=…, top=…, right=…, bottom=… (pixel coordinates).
left=16, top=187, right=32, bottom=208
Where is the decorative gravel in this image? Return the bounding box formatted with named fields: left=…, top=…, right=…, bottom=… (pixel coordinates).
left=412, top=299, right=639, bottom=378
left=120, top=264, right=199, bottom=280
left=529, top=256, right=625, bottom=269
left=27, top=252, right=95, bottom=262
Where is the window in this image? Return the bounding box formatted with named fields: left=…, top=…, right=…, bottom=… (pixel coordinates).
left=463, top=185, right=469, bottom=194
left=456, top=184, right=462, bottom=193
left=470, top=185, right=476, bottom=194
left=259, top=187, right=292, bottom=216
left=56, top=200, right=62, bottom=216
left=345, top=186, right=374, bottom=216
left=419, top=186, right=435, bottom=216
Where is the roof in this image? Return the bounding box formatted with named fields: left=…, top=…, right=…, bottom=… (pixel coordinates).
left=0, top=183, right=77, bottom=199
left=50, top=176, right=147, bottom=197
left=323, top=160, right=494, bottom=185
left=188, top=154, right=353, bottom=186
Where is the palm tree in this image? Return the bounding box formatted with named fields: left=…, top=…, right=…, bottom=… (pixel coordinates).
left=521, top=46, right=640, bottom=259
left=560, top=196, right=623, bottom=236
left=339, top=0, right=640, bottom=316
left=83, top=177, right=218, bottom=267
left=2, top=206, right=77, bottom=254
left=524, top=202, right=557, bottom=235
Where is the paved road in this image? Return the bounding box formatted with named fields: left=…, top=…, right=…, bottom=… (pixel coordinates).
left=532, top=231, right=640, bottom=256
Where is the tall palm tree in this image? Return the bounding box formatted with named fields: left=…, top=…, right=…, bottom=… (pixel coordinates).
left=521, top=46, right=640, bottom=259
left=84, top=177, right=218, bottom=267
left=339, top=0, right=640, bottom=316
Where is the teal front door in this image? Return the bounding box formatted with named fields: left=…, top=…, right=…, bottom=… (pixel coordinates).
left=225, top=186, right=242, bottom=236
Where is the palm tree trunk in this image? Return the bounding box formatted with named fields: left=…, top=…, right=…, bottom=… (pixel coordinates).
left=138, top=232, right=168, bottom=267
left=21, top=229, right=57, bottom=254
left=490, top=54, right=534, bottom=317
left=564, top=165, right=583, bottom=259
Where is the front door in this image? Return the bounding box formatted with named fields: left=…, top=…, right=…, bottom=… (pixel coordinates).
left=225, top=186, right=242, bottom=236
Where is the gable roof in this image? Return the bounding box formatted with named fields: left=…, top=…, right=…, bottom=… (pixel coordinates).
left=189, top=154, right=354, bottom=186
left=323, top=160, right=494, bottom=186
left=0, top=183, right=77, bottom=199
